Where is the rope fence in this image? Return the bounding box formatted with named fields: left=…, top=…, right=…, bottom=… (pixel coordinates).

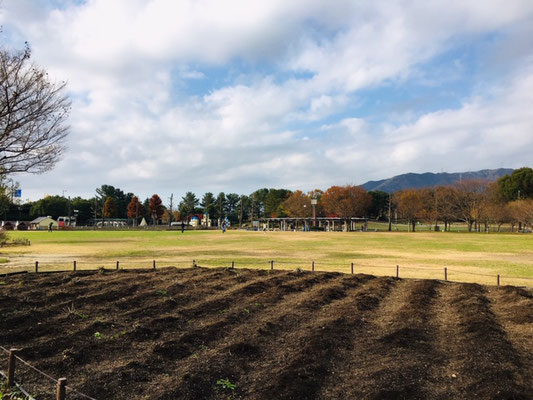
left=0, top=346, right=97, bottom=400
left=1, top=258, right=532, bottom=287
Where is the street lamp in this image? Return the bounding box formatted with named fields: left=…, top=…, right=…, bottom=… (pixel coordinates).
left=311, top=198, right=318, bottom=228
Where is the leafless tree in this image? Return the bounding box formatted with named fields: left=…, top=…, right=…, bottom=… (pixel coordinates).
left=0, top=44, right=70, bottom=174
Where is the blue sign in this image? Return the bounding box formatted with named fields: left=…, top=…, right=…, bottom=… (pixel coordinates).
left=14, top=189, right=22, bottom=198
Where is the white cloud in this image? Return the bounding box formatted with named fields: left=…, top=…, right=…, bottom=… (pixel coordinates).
left=2, top=0, right=533, bottom=200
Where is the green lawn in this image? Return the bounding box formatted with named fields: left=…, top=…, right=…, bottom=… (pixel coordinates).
left=1, top=229, right=532, bottom=286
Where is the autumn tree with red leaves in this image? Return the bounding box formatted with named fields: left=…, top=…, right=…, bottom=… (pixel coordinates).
left=149, top=194, right=164, bottom=225
left=127, top=196, right=144, bottom=226
left=282, top=190, right=312, bottom=218
left=321, top=185, right=371, bottom=231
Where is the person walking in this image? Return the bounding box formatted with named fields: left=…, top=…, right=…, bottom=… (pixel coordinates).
left=181, top=221, right=185, bottom=234
left=48, top=221, right=53, bottom=232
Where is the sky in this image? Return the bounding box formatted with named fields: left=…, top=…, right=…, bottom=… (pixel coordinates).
left=1, top=0, right=533, bottom=202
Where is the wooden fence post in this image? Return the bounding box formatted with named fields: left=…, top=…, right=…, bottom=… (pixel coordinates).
left=73, top=261, right=76, bottom=272
left=444, top=267, right=448, bottom=281
left=153, top=260, right=156, bottom=270
left=231, top=261, right=235, bottom=269
left=396, top=265, right=399, bottom=278
left=7, top=349, right=17, bottom=388
left=56, top=378, right=67, bottom=400
left=312, top=261, right=315, bottom=272
left=351, top=262, right=354, bottom=274
left=35, top=261, right=38, bottom=273
left=116, top=261, right=119, bottom=270
left=497, top=274, right=500, bottom=286
left=270, top=260, right=274, bottom=270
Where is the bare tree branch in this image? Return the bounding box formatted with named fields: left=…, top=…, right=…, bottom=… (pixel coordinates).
left=0, top=44, right=70, bottom=174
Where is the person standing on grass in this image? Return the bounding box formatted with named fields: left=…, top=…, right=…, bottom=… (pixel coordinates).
left=221, top=220, right=226, bottom=233
left=48, top=222, right=53, bottom=232
left=181, top=221, right=185, bottom=234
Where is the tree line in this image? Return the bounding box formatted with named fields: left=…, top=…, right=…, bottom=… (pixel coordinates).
left=2, top=167, right=532, bottom=231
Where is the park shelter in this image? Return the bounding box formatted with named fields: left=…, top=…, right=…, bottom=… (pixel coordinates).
left=1, top=221, right=15, bottom=230
left=15, top=221, right=29, bottom=230
left=259, top=217, right=368, bottom=232
left=30, top=216, right=58, bottom=230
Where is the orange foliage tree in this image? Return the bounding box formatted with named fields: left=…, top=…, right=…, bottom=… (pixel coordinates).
left=149, top=194, right=164, bottom=225
left=321, top=185, right=371, bottom=230
left=396, top=189, right=424, bottom=232
left=127, top=196, right=144, bottom=226
left=282, top=190, right=312, bottom=218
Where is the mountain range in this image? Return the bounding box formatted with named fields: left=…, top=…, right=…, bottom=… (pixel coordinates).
left=361, top=168, right=514, bottom=193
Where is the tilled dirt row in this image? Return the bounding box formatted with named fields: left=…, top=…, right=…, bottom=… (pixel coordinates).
left=0, top=267, right=531, bottom=400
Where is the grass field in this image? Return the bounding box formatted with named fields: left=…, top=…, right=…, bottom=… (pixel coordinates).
left=1, top=229, right=532, bottom=286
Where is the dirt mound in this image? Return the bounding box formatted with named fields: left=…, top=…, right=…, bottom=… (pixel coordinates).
left=0, top=267, right=531, bottom=399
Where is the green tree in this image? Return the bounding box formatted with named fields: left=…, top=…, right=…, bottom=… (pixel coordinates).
left=249, top=188, right=269, bottom=220
left=201, top=192, right=216, bottom=221
left=71, top=197, right=93, bottom=225
left=497, top=167, right=533, bottom=201
left=30, top=195, right=69, bottom=219
left=225, top=193, right=240, bottom=223
left=215, top=192, right=226, bottom=222
left=96, top=185, right=132, bottom=218
left=179, top=192, right=199, bottom=221
left=238, top=195, right=250, bottom=226
left=264, top=189, right=292, bottom=217
left=368, top=190, right=389, bottom=220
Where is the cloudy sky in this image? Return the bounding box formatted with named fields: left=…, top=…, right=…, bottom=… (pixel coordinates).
left=2, top=0, right=533, bottom=202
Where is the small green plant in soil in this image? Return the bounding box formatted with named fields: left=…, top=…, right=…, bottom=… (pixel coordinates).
left=0, top=382, right=26, bottom=400
left=216, top=378, right=236, bottom=390
left=94, top=332, right=103, bottom=340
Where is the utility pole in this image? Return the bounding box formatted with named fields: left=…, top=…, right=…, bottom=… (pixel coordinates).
left=135, top=199, right=139, bottom=227
left=94, top=196, right=97, bottom=230
left=311, top=197, right=317, bottom=228
left=388, top=193, right=392, bottom=232
left=168, top=194, right=174, bottom=226
left=250, top=198, right=254, bottom=224
left=239, top=196, right=244, bottom=227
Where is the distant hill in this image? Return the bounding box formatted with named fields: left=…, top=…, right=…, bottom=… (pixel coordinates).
left=361, top=168, right=514, bottom=193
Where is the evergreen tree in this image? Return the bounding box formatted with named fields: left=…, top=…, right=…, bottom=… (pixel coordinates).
left=179, top=192, right=199, bottom=221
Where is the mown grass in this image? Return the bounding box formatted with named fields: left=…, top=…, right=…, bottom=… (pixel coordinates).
left=1, top=229, right=532, bottom=286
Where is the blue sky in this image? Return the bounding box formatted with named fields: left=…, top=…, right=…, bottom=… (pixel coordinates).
left=1, top=0, right=533, bottom=202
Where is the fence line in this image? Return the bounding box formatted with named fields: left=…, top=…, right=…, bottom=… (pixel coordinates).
left=0, top=346, right=98, bottom=400
left=1, top=258, right=532, bottom=286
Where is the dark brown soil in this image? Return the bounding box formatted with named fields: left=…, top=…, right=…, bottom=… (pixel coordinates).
left=0, top=267, right=531, bottom=400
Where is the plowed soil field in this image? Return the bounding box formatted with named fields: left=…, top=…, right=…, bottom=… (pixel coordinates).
left=1, top=267, right=532, bottom=400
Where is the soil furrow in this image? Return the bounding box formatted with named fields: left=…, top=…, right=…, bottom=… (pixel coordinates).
left=1, top=268, right=531, bottom=400
left=85, top=272, right=344, bottom=400
left=155, top=274, right=376, bottom=400
left=432, top=282, right=531, bottom=399
left=484, top=285, right=533, bottom=387
left=331, top=279, right=441, bottom=400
